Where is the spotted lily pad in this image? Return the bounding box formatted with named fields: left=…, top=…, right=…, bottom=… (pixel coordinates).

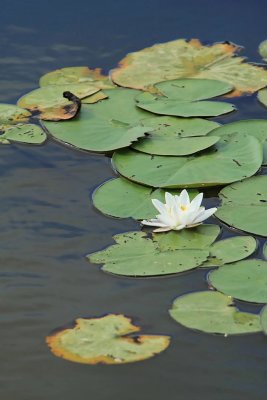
left=208, top=259, right=267, bottom=303
left=44, top=88, right=151, bottom=152
left=46, top=314, right=170, bottom=364
left=93, top=177, right=198, bottom=219
left=111, top=38, right=267, bottom=96
left=87, top=227, right=219, bottom=277
left=208, top=120, right=267, bottom=165
left=136, top=79, right=235, bottom=117
left=200, top=236, right=257, bottom=268
left=0, top=124, right=46, bottom=145
left=113, top=133, right=262, bottom=188
left=216, top=176, right=267, bottom=236
left=169, top=291, right=261, bottom=335
left=0, top=104, right=31, bottom=124
left=132, top=116, right=220, bottom=155
left=17, top=84, right=100, bottom=121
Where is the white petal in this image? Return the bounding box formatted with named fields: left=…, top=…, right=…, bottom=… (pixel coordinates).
left=192, top=207, right=217, bottom=224
left=141, top=219, right=169, bottom=228
left=179, top=189, right=190, bottom=207
left=151, top=199, right=166, bottom=214
left=165, top=192, right=175, bottom=207
left=173, top=224, right=186, bottom=231
left=189, top=192, right=203, bottom=212
left=153, top=226, right=172, bottom=233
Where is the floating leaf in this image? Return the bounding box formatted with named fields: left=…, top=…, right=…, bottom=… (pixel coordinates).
left=259, top=40, right=267, bottom=61
left=0, top=104, right=31, bottom=124
left=216, top=176, right=267, bottom=236
left=88, top=230, right=212, bottom=277
left=113, top=134, right=262, bottom=188
left=0, top=124, right=46, bottom=145
left=40, top=66, right=115, bottom=89
left=208, top=259, right=267, bottom=303
left=46, top=314, right=170, bottom=364
left=169, top=291, right=261, bottom=335
left=132, top=116, right=220, bottom=155
left=44, top=88, right=151, bottom=152
left=264, top=242, right=267, bottom=260
left=17, top=84, right=100, bottom=121
left=258, top=89, right=267, bottom=111
left=260, top=305, right=267, bottom=334
left=208, top=119, right=267, bottom=165
left=200, top=236, right=257, bottom=268
left=93, top=177, right=198, bottom=219
left=111, top=38, right=267, bottom=96
left=82, top=91, right=108, bottom=104
left=136, top=79, right=235, bottom=117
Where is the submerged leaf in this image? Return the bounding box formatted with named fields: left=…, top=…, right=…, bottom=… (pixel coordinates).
left=112, top=38, right=267, bottom=96
left=169, top=291, right=261, bottom=335
left=46, top=314, right=170, bottom=364
left=216, top=176, right=267, bottom=236
left=136, top=79, right=235, bottom=117
left=208, top=259, right=267, bottom=303
left=113, top=134, right=262, bottom=188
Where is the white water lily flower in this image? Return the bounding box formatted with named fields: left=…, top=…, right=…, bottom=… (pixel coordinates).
left=141, top=190, right=217, bottom=233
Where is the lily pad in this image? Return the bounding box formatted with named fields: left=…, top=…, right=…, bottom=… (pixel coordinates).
left=136, top=79, right=235, bottom=117
left=216, top=176, right=267, bottom=237
left=260, top=305, right=267, bottom=335
left=17, top=84, right=100, bottom=121
left=111, top=38, right=267, bottom=96
left=263, top=242, right=267, bottom=260
left=208, top=119, right=267, bottom=165
left=0, top=104, right=31, bottom=124
left=132, top=116, right=220, bottom=155
left=93, top=177, right=198, bottom=219
left=258, top=89, right=267, bottom=111
left=169, top=291, right=261, bottom=335
left=46, top=314, right=170, bottom=364
left=200, top=236, right=257, bottom=268
left=113, top=134, right=262, bottom=188
left=44, top=88, right=151, bottom=152
left=208, top=259, right=267, bottom=303
left=40, top=66, right=115, bottom=89
left=0, top=124, right=46, bottom=145
left=259, top=40, right=267, bottom=61
left=88, top=230, right=212, bottom=277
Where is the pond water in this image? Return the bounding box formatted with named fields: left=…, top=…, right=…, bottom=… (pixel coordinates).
left=1, top=1, right=267, bottom=399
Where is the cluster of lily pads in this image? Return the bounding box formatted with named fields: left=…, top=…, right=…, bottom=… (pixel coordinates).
left=4, top=38, right=267, bottom=365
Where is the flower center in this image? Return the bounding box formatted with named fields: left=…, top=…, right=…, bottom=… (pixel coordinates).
left=180, top=205, right=188, bottom=211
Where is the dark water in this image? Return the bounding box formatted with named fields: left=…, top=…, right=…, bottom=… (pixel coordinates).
left=1, top=1, right=267, bottom=399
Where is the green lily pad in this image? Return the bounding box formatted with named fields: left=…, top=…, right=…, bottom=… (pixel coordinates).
left=200, top=236, right=257, bottom=268
left=208, top=259, right=267, bottom=303
left=112, top=38, right=267, bottom=96
left=169, top=291, right=261, bottom=335
left=132, top=116, right=220, bottom=156
left=44, top=88, right=151, bottom=152
left=46, top=314, right=170, bottom=364
left=136, top=79, right=235, bottom=117
left=92, top=177, right=198, bottom=219
left=208, top=119, right=267, bottom=165
left=0, top=124, right=46, bottom=145
left=216, top=175, right=267, bottom=236
left=259, top=40, right=267, bottom=61
left=40, top=66, right=115, bottom=89
left=113, top=133, right=262, bottom=188
left=258, top=89, right=267, bottom=111
left=263, top=242, right=267, bottom=260
left=17, top=84, right=100, bottom=121
left=88, top=230, right=212, bottom=277
left=0, top=104, right=31, bottom=124
left=260, top=305, right=267, bottom=335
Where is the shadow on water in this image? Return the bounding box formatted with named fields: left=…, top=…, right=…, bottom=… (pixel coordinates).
left=1, top=1, right=267, bottom=399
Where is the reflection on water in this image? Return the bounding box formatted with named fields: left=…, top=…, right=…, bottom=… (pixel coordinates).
left=1, top=0, right=267, bottom=399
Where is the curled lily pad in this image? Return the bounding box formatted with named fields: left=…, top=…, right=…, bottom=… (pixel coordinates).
left=0, top=124, right=46, bottom=145
left=93, top=177, right=198, bottom=219
left=17, top=84, right=100, bottom=121
left=208, top=259, right=267, bottom=303
left=113, top=134, right=262, bottom=188
left=46, top=314, right=170, bottom=364
left=111, top=38, right=267, bottom=96
left=200, top=236, right=257, bottom=268
left=216, top=176, right=267, bottom=236
left=136, top=79, right=235, bottom=117
left=40, top=66, right=115, bottom=89
left=208, top=119, right=267, bottom=165
left=260, top=305, right=267, bottom=335
left=169, top=291, right=261, bottom=335
left=132, top=116, right=220, bottom=155
left=44, top=88, right=151, bottom=152
left=0, top=104, right=31, bottom=124
left=87, top=227, right=219, bottom=277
